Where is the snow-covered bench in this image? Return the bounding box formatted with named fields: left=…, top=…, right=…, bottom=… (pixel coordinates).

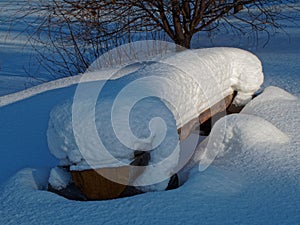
left=47, top=47, right=264, bottom=199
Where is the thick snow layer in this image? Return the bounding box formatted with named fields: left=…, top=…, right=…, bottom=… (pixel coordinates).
left=48, top=96, right=180, bottom=190
left=46, top=47, right=263, bottom=189
left=1, top=86, right=300, bottom=225
left=161, top=47, right=264, bottom=107
left=47, top=48, right=263, bottom=163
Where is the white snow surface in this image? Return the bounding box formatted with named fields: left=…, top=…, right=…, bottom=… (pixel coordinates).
left=1, top=86, right=300, bottom=225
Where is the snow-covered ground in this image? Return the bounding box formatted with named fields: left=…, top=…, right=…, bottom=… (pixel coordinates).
left=0, top=0, right=49, bottom=95
left=0, top=2, right=299, bottom=225
left=0, top=75, right=43, bottom=96
left=1, top=86, right=299, bottom=225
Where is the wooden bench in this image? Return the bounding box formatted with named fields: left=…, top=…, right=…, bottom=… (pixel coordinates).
left=71, top=93, right=238, bottom=200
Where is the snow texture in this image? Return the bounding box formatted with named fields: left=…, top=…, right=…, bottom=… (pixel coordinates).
left=46, top=47, right=263, bottom=189
left=47, top=48, right=263, bottom=163
left=1, top=86, right=299, bottom=225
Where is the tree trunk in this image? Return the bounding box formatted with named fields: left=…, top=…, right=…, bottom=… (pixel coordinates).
left=174, top=35, right=192, bottom=49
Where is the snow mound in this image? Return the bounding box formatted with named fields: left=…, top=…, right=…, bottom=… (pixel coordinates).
left=0, top=168, right=49, bottom=194
left=195, top=86, right=299, bottom=175
left=198, top=114, right=289, bottom=171
left=241, top=86, right=299, bottom=135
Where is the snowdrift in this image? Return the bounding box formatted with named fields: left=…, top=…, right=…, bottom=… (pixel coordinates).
left=182, top=86, right=298, bottom=177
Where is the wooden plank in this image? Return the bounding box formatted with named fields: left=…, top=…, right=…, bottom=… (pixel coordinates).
left=71, top=167, right=129, bottom=200
left=178, top=93, right=234, bottom=141
left=71, top=151, right=150, bottom=200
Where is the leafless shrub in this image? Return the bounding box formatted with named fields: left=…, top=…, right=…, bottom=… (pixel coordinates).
left=15, top=0, right=300, bottom=77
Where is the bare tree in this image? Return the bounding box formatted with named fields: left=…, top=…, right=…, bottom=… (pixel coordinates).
left=20, top=0, right=299, bottom=77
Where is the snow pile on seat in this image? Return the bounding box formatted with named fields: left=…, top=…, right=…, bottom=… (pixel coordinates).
left=161, top=47, right=264, bottom=107
left=47, top=47, right=264, bottom=190
left=48, top=96, right=180, bottom=190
